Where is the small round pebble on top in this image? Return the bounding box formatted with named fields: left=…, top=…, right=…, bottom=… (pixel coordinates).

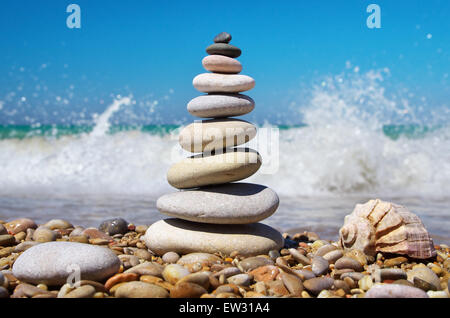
left=214, top=32, right=232, bottom=43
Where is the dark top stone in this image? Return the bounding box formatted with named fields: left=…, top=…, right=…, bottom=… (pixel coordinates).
left=214, top=32, right=232, bottom=43
left=206, top=43, right=241, bottom=58
left=98, top=218, right=129, bottom=236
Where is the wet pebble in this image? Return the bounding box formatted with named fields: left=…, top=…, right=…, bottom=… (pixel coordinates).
left=288, top=248, right=311, bottom=265
left=99, top=218, right=129, bottom=236
left=239, top=257, right=273, bottom=272
left=383, top=256, right=408, bottom=267
left=105, top=273, right=139, bottom=290
left=335, top=257, right=364, bottom=272
left=32, top=227, right=57, bottom=243
left=177, top=253, right=222, bottom=267
left=124, top=262, right=164, bottom=277
left=379, top=268, right=407, bottom=281
left=303, top=277, right=334, bottom=296
left=177, top=271, right=210, bottom=290
left=4, top=218, right=37, bottom=235
left=315, top=244, right=337, bottom=257
left=280, top=272, right=303, bottom=296
left=162, top=264, right=190, bottom=284
left=407, top=267, right=441, bottom=291
left=227, top=273, right=253, bottom=286
left=171, top=282, right=207, bottom=298
left=43, top=219, right=73, bottom=230
left=323, top=250, right=344, bottom=264
left=162, top=251, right=180, bottom=264
left=64, top=285, right=96, bottom=298
left=312, top=255, right=329, bottom=276
left=115, top=281, right=169, bottom=298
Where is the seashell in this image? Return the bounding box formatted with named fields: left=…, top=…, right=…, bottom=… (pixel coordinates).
left=339, top=199, right=436, bottom=259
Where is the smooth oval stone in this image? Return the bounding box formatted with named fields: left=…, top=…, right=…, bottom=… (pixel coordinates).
left=143, top=219, right=284, bottom=257
left=227, top=273, right=253, bottom=286
left=240, top=257, right=274, bottom=272
left=12, top=242, right=120, bottom=285
left=214, top=32, right=232, bottom=43
left=64, top=285, right=96, bottom=298
left=171, top=281, right=208, bottom=298
left=294, top=269, right=316, bottom=281
left=157, top=183, right=279, bottom=224
left=32, top=227, right=57, bottom=243
left=323, top=250, right=344, bottom=264
left=98, top=218, right=129, bottom=236
left=4, top=218, right=37, bottom=235
left=43, top=219, right=73, bottom=230
left=365, top=284, right=428, bottom=298
left=162, top=264, right=190, bottom=284
left=315, top=244, right=338, bottom=257
left=206, top=43, right=241, bottom=58
left=312, top=256, right=329, bottom=276
left=303, top=277, right=335, bottom=296
left=179, top=119, right=256, bottom=153
left=280, top=272, right=304, bottom=295
left=379, top=268, right=407, bottom=281
left=178, top=272, right=211, bottom=290
left=115, top=281, right=169, bottom=298
left=188, top=93, right=254, bottom=119
left=162, top=251, right=180, bottom=264
left=202, top=55, right=242, bottom=74
left=177, top=253, right=222, bottom=266
left=167, top=148, right=261, bottom=189
left=193, top=73, right=254, bottom=93
left=335, top=257, right=364, bottom=272
left=124, top=262, right=164, bottom=277
left=407, top=267, right=441, bottom=291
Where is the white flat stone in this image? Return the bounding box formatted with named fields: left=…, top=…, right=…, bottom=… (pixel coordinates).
left=143, top=219, right=284, bottom=257
left=193, top=73, right=255, bottom=93
left=157, top=183, right=279, bottom=224
left=179, top=119, right=257, bottom=153
left=187, top=93, right=255, bottom=118
left=167, top=148, right=261, bottom=189
left=12, top=242, right=120, bottom=285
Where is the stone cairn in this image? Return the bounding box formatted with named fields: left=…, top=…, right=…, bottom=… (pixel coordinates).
left=143, top=32, right=284, bottom=257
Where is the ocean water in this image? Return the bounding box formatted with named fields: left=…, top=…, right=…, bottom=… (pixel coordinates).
left=0, top=70, right=449, bottom=244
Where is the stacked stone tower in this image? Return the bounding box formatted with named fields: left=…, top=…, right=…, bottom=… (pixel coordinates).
left=144, top=32, right=283, bottom=256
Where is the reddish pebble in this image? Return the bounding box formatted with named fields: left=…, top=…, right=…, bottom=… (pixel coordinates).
left=105, top=273, right=139, bottom=290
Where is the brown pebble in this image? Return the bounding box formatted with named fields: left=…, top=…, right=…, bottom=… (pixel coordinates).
left=249, top=265, right=279, bottom=282
left=335, top=257, right=364, bottom=272
left=64, top=285, right=96, bottom=298
left=383, top=256, right=408, bottom=267
left=280, top=272, right=303, bottom=296
left=105, top=273, right=139, bottom=290
left=171, top=282, right=207, bottom=298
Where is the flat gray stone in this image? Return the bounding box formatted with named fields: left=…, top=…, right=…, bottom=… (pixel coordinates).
left=143, top=219, right=284, bottom=257
left=187, top=93, right=255, bottom=118
left=157, top=183, right=279, bottom=224
left=12, top=242, right=120, bottom=286
left=206, top=43, right=241, bottom=58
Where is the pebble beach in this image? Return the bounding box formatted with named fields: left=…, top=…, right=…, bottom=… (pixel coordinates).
left=0, top=216, right=449, bottom=299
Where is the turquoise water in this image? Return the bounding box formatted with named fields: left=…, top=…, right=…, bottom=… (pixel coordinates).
left=0, top=123, right=438, bottom=140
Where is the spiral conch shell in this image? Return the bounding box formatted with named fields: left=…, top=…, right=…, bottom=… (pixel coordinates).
left=339, top=199, right=436, bottom=259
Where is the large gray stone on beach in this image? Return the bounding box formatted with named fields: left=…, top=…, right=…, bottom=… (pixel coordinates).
left=187, top=93, right=255, bottom=118
left=12, top=241, right=120, bottom=285
left=157, top=183, right=279, bottom=224
left=365, top=283, right=428, bottom=298
left=179, top=119, right=257, bottom=153
left=193, top=73, right=254, bottom=93
left=206, top=43, right=241, bottom=58
left=143, top=219, right=284, bottom=257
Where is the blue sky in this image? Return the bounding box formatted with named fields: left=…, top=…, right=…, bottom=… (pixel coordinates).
left=0, top=0, right=449, bottom=125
